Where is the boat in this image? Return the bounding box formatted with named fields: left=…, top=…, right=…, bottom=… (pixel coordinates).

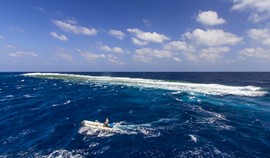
left=81, top=120, right=114, bottom=131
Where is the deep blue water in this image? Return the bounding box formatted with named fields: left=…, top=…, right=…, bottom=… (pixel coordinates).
left=0, top=72, right=270, bottom=158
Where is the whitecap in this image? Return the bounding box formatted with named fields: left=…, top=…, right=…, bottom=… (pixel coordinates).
left=188, top=96, right=196, bottom=99
left=89, top=142, right=99, bottom=148
left=64, top=100, right=71, bottom=105
left=45, top=149, right=85, bottom=158
left=23, top=73, right=267, bottom=97
left=24, top=94, right=35, bottom=98
left=188, top=134, right=197, bottom=143
left=91, top=146, right=110, bottom=155
left=175, top=98, right=182, bottom=102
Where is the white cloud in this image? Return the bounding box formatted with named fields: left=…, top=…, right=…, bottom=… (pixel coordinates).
left=134, top=48, right=172, bottom=63
left=77, top=49, right=125, bottom=64
left=200, top=47, right=230, bottom=61
left=196, top=11, right=226, bottom=26
left=163, top=41, right=195, bottom=52
left=109, top=59, right=125, bottom=65
left=131, top=37, right=148, bottom=46
left=9, top=27, right=24, bottom=33
left=107, top=54, right=125, bottom=65
left=239, top=47, right=270, bottom=59
left=100, top=45, right=125, bottom=53
left=183, top=53, right=199, bottom=62
left=6, top=45, right=15, bottom=49
left=127, top=28, right=170, bottom=45
left=108, top=29, right=125, bottom=40
left=80, top=51, right=105, bottom=61
left=184, top=29, right=242, bottom=46
left=247, top=28, right=270, bottom=46
left=52, top=20, right=97, bottom=36
left=55, top=48, right=73, bottom=61
left=231, top=0, right=270, bottom=23
left=173, top=57, right=182, bottom=62
left=143, top=19, right=151, bottom=27
left=0, top=35, right=5, bottom=40
left=50, top=32, right=68, bottom=41
left=8, top=51, right=38, bottom=58
left=36, top=7, right=46, bottom=13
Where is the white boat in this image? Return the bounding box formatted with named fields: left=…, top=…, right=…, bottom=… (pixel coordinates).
left=81, top=120, right=113, bottom=131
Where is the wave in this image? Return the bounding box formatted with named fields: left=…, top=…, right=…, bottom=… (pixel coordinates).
left=23, top=73, right=267, bottom=97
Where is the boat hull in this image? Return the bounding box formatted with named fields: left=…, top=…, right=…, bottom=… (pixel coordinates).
left=81, top=120, right=113, bottom=131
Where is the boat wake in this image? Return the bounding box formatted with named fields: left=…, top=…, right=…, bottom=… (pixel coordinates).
left=78, top=121, right=161, bottom=138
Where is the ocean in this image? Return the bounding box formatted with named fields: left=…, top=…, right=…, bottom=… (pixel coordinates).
left=0, top=72, right=269, bottom=157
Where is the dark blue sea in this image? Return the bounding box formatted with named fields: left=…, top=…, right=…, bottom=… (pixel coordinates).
left=0, top=72, right=270, bottom=158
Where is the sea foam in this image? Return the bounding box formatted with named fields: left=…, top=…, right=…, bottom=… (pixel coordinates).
left=23, top=73, right=267, bottom=97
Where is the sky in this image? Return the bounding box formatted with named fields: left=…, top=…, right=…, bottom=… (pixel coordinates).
left=0, top=0, right=270, bottom=71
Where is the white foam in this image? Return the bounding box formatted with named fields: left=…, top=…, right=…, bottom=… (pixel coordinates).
left=44, top=149, right=85, bottom=158
left=91, top=146, right=110, bottom=155
left=23, top=73, right=268, bottom=97
left=79, top=120, right=162, bottom=138
left=175, top=98, right=182, bottom=102
left=78, top=126, right=114, bottom=138
left=24, top=94, right=35, bottom=98
left=64, top=100, right=71, bottom=105
left=6, top=95, right=14, bottom=98
left=89, top=142, right=99, bottom=148
left=189, top=134, right=197, bottom=143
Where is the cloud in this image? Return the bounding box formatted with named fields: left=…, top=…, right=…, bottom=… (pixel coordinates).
left=52, top=20, right=97, bottom=36
left=54, top=49, right=73, bottom=61
left=80, top=52, right=105, bottom=61
left=173, top=57, right=182, bottom=62
left=55, top=52, right=73, bottom=61
left=163, top=41, right=195, bottom=52
left=231, top=0, right=270, bottom=23
left=127, top=28, right=170, bottom=45
left=107, top=54, right=125, bottom=65
left=143, top=19, right=151, bottom=27
left=184, top=29, right=242, bottom=46
left=9, top=27, right=24, bottom=33
left=8, top=51, right=38, bottom=58
left=200, top=47, right=230, bottom=61
left=131, top=37, right=148, bottom=46
left=50, top=32, right=68, bottom=41
left=247, top=28, right=270, bottom=46
left=108, top=30, right=125, bottom=40
left=239, top=47, right=270, bottom=59
left=77, top=49, right=125, bottom=65
left=100, top=45, right=125, bottom=53
left=36, top=7, right=47, bottom=13
left=183, top=53, right=199, bottom=62
left=134, top=48, right=172, bottom=63
left=0, top=35, right=4, bottom=40
left=6, top=45, right=15, bottom=49
left=196, top=11, right=226, bottom=26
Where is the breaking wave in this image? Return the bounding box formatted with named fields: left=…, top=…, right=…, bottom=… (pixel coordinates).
left=23, top=73, right=267, bottom=97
